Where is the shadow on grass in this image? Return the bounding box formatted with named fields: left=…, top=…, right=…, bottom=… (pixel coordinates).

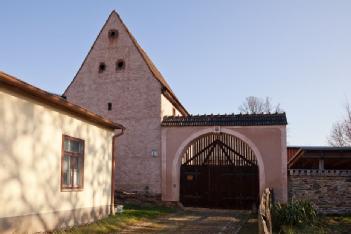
left=276, top=215, right=351, bottom=234
left=238, top=213, right=258, bottom=234
left=54, top=203, right=177, bottom=234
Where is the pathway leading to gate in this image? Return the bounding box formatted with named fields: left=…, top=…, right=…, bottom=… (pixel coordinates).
left=120, top=208, right=255, bottom=234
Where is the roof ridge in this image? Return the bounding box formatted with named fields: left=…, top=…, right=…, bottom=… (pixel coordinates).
left=64, top=11, right=189, bottom=116
left=63, top=11, right=115, bottom=95
left=114, top=13, right=189, bottom=116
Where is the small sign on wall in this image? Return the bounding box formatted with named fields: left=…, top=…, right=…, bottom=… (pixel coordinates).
left=186, top=175, right=194, bottom=181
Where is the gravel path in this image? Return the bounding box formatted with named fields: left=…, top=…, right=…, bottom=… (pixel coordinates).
left=120, top=208, right=251, bottom=234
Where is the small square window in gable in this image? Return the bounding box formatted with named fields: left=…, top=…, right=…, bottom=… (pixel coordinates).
left=98, top=62, right=106, bottom=73
left=116, top=59, right=125, bottom=71
left=108, top=29, right=119, bottom=40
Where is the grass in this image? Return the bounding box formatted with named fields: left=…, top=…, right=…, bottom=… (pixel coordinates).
left=54, top=203, right=177, bottom=234
left=277, top=215, right=351, bottom=234
left=238, top=214, right=351, bottom=234
left=238, top=213, right=258, bottom=234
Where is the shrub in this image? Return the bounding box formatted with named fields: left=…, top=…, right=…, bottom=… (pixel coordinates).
left=272, top=200, right=317, bottom=230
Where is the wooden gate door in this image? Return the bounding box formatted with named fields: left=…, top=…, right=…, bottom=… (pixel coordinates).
left=180, top=133, right=259, bottom=210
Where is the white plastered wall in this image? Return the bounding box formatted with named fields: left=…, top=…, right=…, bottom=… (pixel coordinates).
left=0, top=87, right=114, bottom=218
left=161, top=94, right=182, bottom=118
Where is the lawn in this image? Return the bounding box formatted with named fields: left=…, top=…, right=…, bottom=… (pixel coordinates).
left=238, top=214, right=351, bottom=234
left=279, top=215, right=351, bottom=234
left=54, top=203, right=177, bottom=234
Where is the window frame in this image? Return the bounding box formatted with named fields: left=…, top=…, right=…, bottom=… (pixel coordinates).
left=61, top=135, right=85, bottom=191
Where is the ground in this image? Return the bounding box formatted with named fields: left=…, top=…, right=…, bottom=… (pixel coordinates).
left=56, top=204, right=253, bottom=234
left=56, top=203, right=351, bottom=234
left=118, top=208, right=251, bottom=233
left=278, top=215, right=351, bottom=234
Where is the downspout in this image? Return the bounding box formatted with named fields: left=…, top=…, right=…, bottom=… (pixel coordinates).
left=111, top=128, right=125, bottom=215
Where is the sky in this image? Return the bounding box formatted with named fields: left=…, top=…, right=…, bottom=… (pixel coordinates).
left=1, top=0, right=351, bottom=146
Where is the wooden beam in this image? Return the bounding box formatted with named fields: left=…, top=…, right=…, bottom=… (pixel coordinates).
left=218, top=143, right=234, bottom=165
left=202, top=143, right=216, bottom=165
left=218, top=140, right=256, bottom=166
left=183, top=141, right=216, bottom=165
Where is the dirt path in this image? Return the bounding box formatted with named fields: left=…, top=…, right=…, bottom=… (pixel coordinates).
left=120, top=208, right=251, bottom=234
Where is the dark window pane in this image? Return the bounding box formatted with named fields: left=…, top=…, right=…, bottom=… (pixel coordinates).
left=64, top=139, right=83, bottom=153
left=63, top=156, right=71, bottom=185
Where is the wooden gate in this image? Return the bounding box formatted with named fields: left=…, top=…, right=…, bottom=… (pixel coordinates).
left=180, top=133, right=259, bottom=210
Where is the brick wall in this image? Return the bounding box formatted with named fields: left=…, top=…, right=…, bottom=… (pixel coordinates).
left=64, top=12, right=164, bottom=194
left=288, top=169, right=351, bottom=214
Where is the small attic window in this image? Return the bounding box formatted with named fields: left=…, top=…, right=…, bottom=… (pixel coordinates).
left=108, top=29, right=119, bottom=39
left=108, top=102, right=112, bottom=111
left=172, top=108, right=176, bottom=116
left=99, top=62, right=106, bottom=73
left=116, top=59, right=125, bottom=71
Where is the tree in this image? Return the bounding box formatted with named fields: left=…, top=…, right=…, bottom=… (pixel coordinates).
left=328, top=103, right=351, bottom=146
left=238, top=96, right=282, bottom=114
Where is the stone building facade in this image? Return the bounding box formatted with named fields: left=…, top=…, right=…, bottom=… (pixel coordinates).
left=288, top=170, right=351, bottom=214
left=288, top=147, right=351, bottom=214
left=64, top=11, right=188, bottom=195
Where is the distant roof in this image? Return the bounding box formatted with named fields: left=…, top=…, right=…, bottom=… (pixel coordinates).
left=287, top=146, right=351, bottom=167
left=0, top=71, right=124, bottom=131
left=288, top=146, right=351, bottom=151
left=162, top=113, right=287, bottom=127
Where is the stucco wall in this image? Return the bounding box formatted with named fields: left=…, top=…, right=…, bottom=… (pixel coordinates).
left=161, top=94, right=182, bottom=117
left=0, top=88, right=114, bottom=232
left=161, top=125, right=287, bottom=203
left=64, top=12, right=163, bottom=194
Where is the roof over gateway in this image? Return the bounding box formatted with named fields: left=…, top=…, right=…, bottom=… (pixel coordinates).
left=162, top=113, right=287, bottom=127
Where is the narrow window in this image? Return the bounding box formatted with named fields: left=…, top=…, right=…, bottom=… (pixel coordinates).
left=99, top=62, right=106, bottom=73
left=116, top=59, right=125, bottom=71
left=172, top=108, right=176, bottom=116
left=61, top=135, right=84, bottom=191
left=108, top=29, right=119, bottom=39
left=108, top=102, right=112, bottom=111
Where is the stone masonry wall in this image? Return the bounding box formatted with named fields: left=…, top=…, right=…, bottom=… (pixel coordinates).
left=288, top=169, right=351, bottom=214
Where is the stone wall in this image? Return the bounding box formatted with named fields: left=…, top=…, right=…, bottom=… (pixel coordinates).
left=288, top=169, right=351, bottom=214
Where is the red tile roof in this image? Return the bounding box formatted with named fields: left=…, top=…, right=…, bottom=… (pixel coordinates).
left=0, top=71, right=124, bottom=131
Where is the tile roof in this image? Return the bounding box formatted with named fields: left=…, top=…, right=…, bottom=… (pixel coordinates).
left=116, top=12, right=189, bottom=116
left=162, top=113, right=287, bottom=127
left=287, top=146, right=351, bottom=168
left=289, top=146, right=351, bottom=151
left=0, top=71, right=124, bottom=131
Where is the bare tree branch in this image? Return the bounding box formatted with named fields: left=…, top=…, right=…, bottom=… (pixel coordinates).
left=328, top=102, right=351, bottom=146
left=238, top=96, right=283, bottom=114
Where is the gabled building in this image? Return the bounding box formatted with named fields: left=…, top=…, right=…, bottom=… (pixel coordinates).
left=64, top=11, right=188, bottom=195
left=64, top=11, right=289, bottom=208
left=0, top=71, right=124, bottom=233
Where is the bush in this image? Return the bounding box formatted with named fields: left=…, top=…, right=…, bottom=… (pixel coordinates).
left=272, top=200, right=317, bottom=230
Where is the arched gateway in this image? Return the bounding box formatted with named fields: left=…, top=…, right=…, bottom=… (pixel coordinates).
left=161, top=113, right=288, bottom=207
left=180, top=132, right=259, bottom=209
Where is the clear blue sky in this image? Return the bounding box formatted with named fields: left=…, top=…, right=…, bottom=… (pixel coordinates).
left=1, top=0, right=350, bottom=146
